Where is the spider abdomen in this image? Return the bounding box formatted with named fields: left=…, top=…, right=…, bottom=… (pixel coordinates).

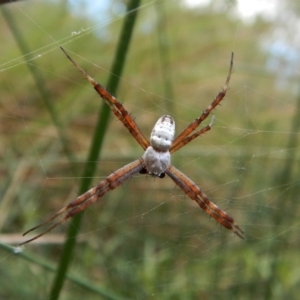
left=150, top=115, right=175, bottom=151
left=142, top=115, right=175, bottom=177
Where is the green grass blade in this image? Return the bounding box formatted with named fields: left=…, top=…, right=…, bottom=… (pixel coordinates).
left=0, top=243, right=127, bottom=300
left=49, top=1, right=142, bottom=299
left=1, top=6, right=78, bottom=175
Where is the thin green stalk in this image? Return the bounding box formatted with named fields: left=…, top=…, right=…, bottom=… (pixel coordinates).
left=49, top=1, right=141, bottom=299
left=0, top=243, right=127, bottom=300
left=264, top=84, right=300, bottom=299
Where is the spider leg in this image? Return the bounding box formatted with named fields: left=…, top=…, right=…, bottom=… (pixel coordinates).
left=170, top=53, right=233, bottom=154
left=20, top=158, right=145, bottom=245
left=61, top=47, right=150, bottom=150
left=165, top=165, right=244, bottom=239
left=170, top=116, right=215, bottom=153
left=21, top=186, right=98, bottom=237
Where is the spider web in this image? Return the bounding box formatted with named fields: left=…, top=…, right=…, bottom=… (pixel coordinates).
left=1, top=0, right=300, bottom=299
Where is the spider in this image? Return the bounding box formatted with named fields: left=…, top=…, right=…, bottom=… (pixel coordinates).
left=19, top=48, right=243, bottom=246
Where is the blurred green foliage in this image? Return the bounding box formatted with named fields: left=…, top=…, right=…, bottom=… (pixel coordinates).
left=1, top=0, right=300, bottom=299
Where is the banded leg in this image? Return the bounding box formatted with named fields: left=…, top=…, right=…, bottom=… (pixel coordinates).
left=61, top=47, right=150, bottom=150
left=20, top=158, right=145, bottom=245
left=170, top=53, right=233, bottom=154
left=170, top=116, right=215, bottom=153
left=165, top=164, right=244, bottom=239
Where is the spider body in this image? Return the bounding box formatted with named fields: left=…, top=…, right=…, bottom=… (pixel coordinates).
left=143, top=115, right=175, bottom=177
left=19, top=49, right=243, bottom=246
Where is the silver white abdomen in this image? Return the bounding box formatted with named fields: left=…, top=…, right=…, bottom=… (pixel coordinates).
left=150, top=115, right=175, bottom=151
left=143, top=115, right=175, bottom=177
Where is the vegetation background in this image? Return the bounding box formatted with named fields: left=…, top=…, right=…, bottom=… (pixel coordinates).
left=1, top=0, right=300, bottom=299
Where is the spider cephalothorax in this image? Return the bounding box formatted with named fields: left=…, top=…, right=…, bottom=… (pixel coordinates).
left=19, top=49, right=243, bottom=246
